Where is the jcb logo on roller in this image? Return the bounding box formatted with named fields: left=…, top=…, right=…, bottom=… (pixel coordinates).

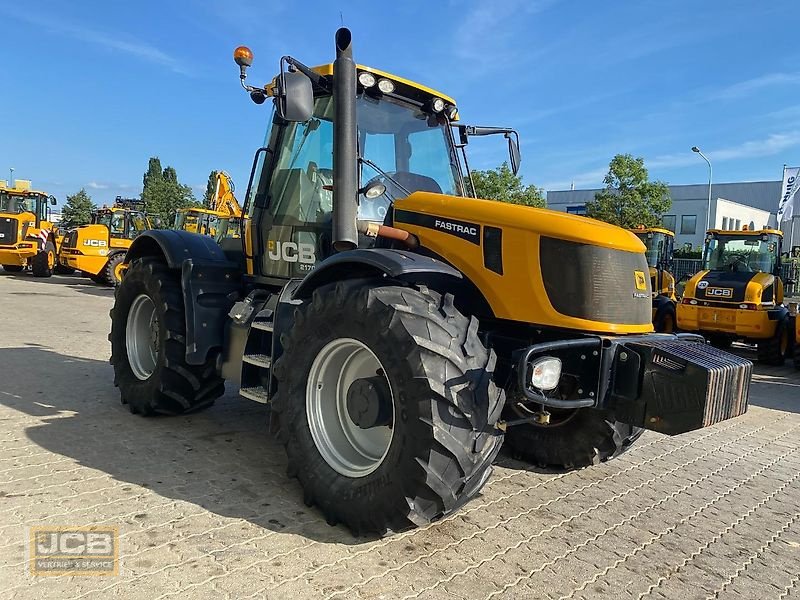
left=83, top=239, right=108, bottom=247
left=267, top=241, right=316, bottom=264
left=706, top=287, right=733, bottom=298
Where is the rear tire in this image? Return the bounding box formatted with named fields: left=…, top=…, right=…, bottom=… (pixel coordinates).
left=109, top=258, right=224, bottom=415
left=2, top=265, right=24, bottom=273
left=654, top=302, right=677, bottom=333
left=31, top=241, right=55, bottom=277
left=757, top=317, right=789, bottom=366
left=504, top=404, right=643, bottom=469
left=102, top=253, right=126, bottom=286
left=272, top=280, right=504, bottom=535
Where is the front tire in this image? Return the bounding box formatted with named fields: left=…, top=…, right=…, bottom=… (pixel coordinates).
left=109, top=258, right=224, bottom=415
left=757, top=317, right=790, bottom=366
left=504, top=404, right=643, bottom=469
left=272, top=280, right=504, bottom=535
left=31, top=241, right=56, bottom=277
left=100, top=253, right=125, bottom=286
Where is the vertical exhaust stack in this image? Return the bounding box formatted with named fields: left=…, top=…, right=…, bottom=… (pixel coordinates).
left=332, top=27, right=359, bottom=251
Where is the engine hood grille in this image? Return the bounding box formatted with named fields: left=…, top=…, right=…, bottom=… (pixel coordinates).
left=540, top=236, right=652, bottom=325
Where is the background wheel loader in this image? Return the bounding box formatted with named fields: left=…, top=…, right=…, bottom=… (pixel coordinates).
left=678, top=228, right=791, bottom=365
left=630, top=226, right=677, bottom=333
left=174, top=171, right=243, bottom=242
left=0, top=180, right=59, bottom=277
left=58, top=197, right=153, bottom=285
left=109, top=29, right=752, bottom=536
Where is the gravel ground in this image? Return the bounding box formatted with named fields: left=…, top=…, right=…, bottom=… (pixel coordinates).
left=1, top=271, right=799, bottom=599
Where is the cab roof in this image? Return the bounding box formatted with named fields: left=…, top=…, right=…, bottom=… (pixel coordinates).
left=0, top=183, right=49, bottom=197
left=631, top=226, right=674, bottom=237
left=707, top=228, right=783, bottom=237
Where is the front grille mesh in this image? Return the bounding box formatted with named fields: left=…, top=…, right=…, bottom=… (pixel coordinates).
left=0, top=217, right=18, bottom=246
left=539, top=237, right=652, bottom=325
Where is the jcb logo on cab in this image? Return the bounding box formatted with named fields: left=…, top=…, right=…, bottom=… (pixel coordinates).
left=706, top=287, right=733, bottom=297
left=83, top=239, right=108, bottom=247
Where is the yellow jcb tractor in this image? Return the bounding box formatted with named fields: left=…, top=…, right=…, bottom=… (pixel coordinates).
left=630, top=226, right=677, bottom=332
left=0, top=180, right=59, bottom=277
left=109, top=29, right=752, bottom=536
left=678, top=228, right=791, bottom=364
left=59, top=197, right=152, bottom=285
left=174, top=171, right=243, bottom=242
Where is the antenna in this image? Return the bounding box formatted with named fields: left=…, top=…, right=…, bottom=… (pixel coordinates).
left=340, top=11, right=344, bottom=26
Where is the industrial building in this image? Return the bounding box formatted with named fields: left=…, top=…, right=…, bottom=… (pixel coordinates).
left=547, top=180, right=800, bottom=252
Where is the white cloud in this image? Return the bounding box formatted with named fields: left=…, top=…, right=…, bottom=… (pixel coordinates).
left=544, top=131, right=800, bottom=191
left=1, top=8, right=191, bottom=75
left=708, top=73, right=800, bottom=101
left=86, top=182, right=109, bottom=190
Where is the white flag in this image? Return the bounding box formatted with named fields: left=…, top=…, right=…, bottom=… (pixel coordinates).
left=778, top=166, right=800, bottom=222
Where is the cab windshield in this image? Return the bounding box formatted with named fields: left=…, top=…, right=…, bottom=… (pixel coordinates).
left=635, top=231, right=670, bottom=268
left=265, top=93, right=462, bottom=225
left=0, top=192, right=38, bottom=214
left=703, top=234, right=780, bottom=273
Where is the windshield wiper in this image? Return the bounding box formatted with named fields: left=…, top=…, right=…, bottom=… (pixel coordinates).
left=358, top=157, right=412, bottom=197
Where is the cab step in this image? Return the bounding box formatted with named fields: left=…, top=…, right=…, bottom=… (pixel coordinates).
left=239, top=386, right=270, bottom=403
left=243, top=353, right=272, bottom=369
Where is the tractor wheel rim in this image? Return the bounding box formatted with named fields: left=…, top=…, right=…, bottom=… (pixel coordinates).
left=114, top=262, right=125, bottom=284
left=47, top=251, right=54, bottom=269
left=126, top=294, right=159, bottom=380
left=306, top=338, right=394, bottom=478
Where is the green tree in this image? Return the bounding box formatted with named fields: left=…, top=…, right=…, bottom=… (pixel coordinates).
left=142, top=157, right=163, bottom=190
left=60, top=189, right=96, bottom=228
left=203, top=170, right=219, bottom=208
left=471, top=163, right=546, bottom=207
left=140, top=157, right=198, bottom=226
left=585, top=154, right=671, bottom=228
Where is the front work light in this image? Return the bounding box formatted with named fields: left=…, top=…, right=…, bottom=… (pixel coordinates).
left=431, top=97, right=445, bottom=113
left=358, top=71, right=376, bottom=88
left=377, top=78, right=395, bottom=94
left=530, top=357, right=562, bottom=392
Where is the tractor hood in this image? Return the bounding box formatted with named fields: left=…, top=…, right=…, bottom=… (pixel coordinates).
left=392, top=192, right=654, bottom=334
left=395, top=192, right=645, bottom=253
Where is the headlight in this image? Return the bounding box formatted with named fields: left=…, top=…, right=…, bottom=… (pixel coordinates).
left=358, top=71, right=376, bottom=88
left=377, top=78, right=395, bottom=94
left=431, top=97, right=445, bottom=113
left=530, top=357, right=562, bottom=391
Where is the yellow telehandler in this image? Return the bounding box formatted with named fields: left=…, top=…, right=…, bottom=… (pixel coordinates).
left=58, top=197, right=153, bottom=285
left=174, top=171, right=243, bottom=242
left=0, top=180, right=59, bottom=276
left=678, top=227, right=790, bottom=364
left=108, top=29, right=752, bottom=535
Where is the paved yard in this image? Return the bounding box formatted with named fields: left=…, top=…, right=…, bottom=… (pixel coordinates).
left=1, top=271, right=799, bottom=599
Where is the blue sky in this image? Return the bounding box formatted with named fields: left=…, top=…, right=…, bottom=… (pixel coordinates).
left=1, top=0, right=798, bottom=208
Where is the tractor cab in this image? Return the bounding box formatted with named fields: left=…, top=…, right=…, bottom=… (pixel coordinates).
left=241, top=56, right=520, bottom=280
left=702, top=229, right=781, bottom=276
left=92, top=198, right=150, bottom=241
left=175, top=207, right=236, bottom=242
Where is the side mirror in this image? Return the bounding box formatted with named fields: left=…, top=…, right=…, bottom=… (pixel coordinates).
left=49, top=195, right=57, bottom=205
left=507, top=134, right=521, bottom=175
left=276, top=70, right=313, bottom=122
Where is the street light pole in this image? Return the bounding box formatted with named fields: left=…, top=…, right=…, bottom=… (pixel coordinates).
left=691, top=146, right=712, bottom=231
left=9, top=167, right=14, bottom=187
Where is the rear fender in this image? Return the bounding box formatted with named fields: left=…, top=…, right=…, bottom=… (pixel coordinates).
left=125, top=230, right=242, bottom=365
